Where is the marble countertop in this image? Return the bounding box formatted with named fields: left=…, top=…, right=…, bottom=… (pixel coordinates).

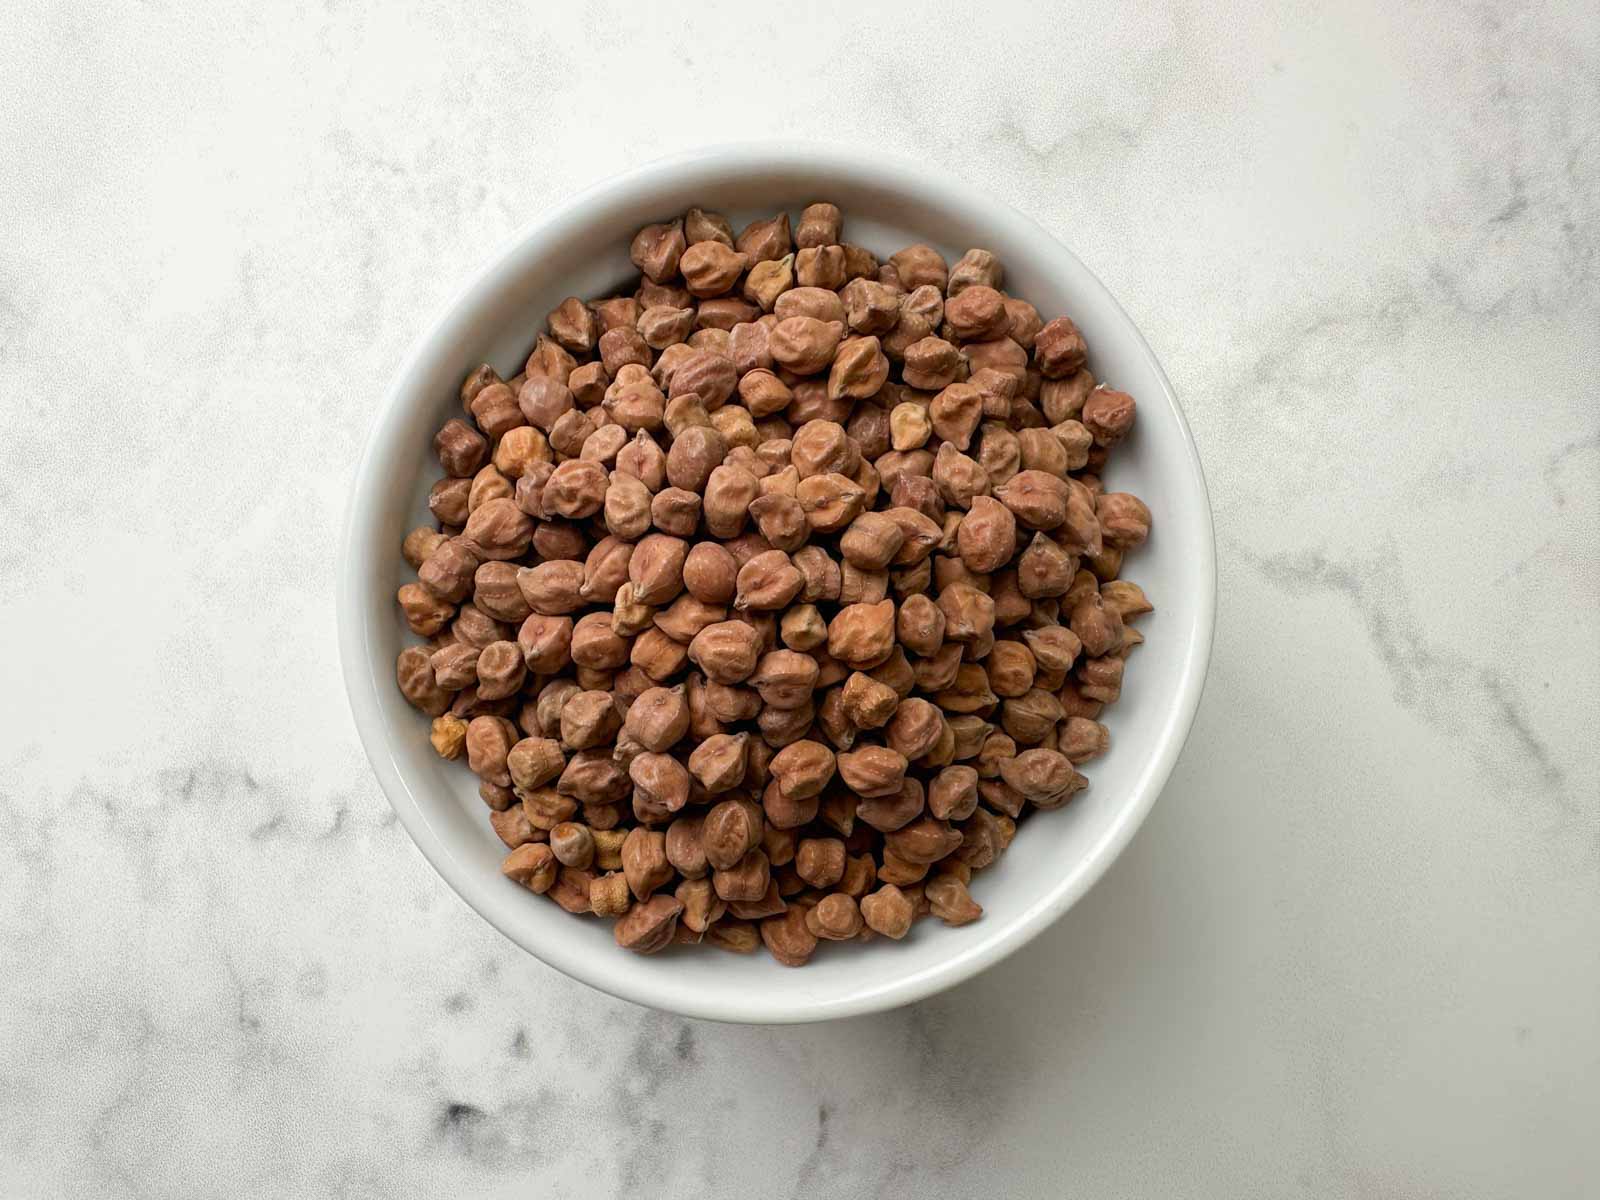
left=2, top=2, right=1596, bottom=1196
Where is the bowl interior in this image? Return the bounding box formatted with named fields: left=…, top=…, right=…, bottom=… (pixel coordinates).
left=341, top=147, right=1214, bottom=1023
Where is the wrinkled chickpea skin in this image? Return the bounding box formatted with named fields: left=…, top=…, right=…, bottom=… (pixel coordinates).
left=396, top=200, right=1152, bottom=963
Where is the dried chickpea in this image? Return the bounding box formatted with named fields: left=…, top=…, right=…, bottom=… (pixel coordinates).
left=502, top=843, right=558, bottom=893
left=860, top=884, right=914, bottom=938
left=805, top=894, right=864, bottom=940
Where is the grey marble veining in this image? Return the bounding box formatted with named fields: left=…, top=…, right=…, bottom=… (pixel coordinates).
left=2, top=1, right=1597, bottom=1197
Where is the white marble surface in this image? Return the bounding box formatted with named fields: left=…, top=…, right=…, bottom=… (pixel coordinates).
left=2, top=1, right=1596, bottom=1196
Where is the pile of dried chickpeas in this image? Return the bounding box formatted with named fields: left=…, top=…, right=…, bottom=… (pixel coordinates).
left=395, top=202, right=1152, bottom=964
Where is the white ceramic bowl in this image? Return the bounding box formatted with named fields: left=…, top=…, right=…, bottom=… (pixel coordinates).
left=339, top=143, right=1215, bottom=1024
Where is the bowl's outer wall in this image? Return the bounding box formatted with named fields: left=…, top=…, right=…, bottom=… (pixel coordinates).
left=339, top=145, right=1216, bottom=1023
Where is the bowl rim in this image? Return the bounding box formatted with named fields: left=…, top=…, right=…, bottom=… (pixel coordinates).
left=338, top=141, right=1216, bottom=1023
